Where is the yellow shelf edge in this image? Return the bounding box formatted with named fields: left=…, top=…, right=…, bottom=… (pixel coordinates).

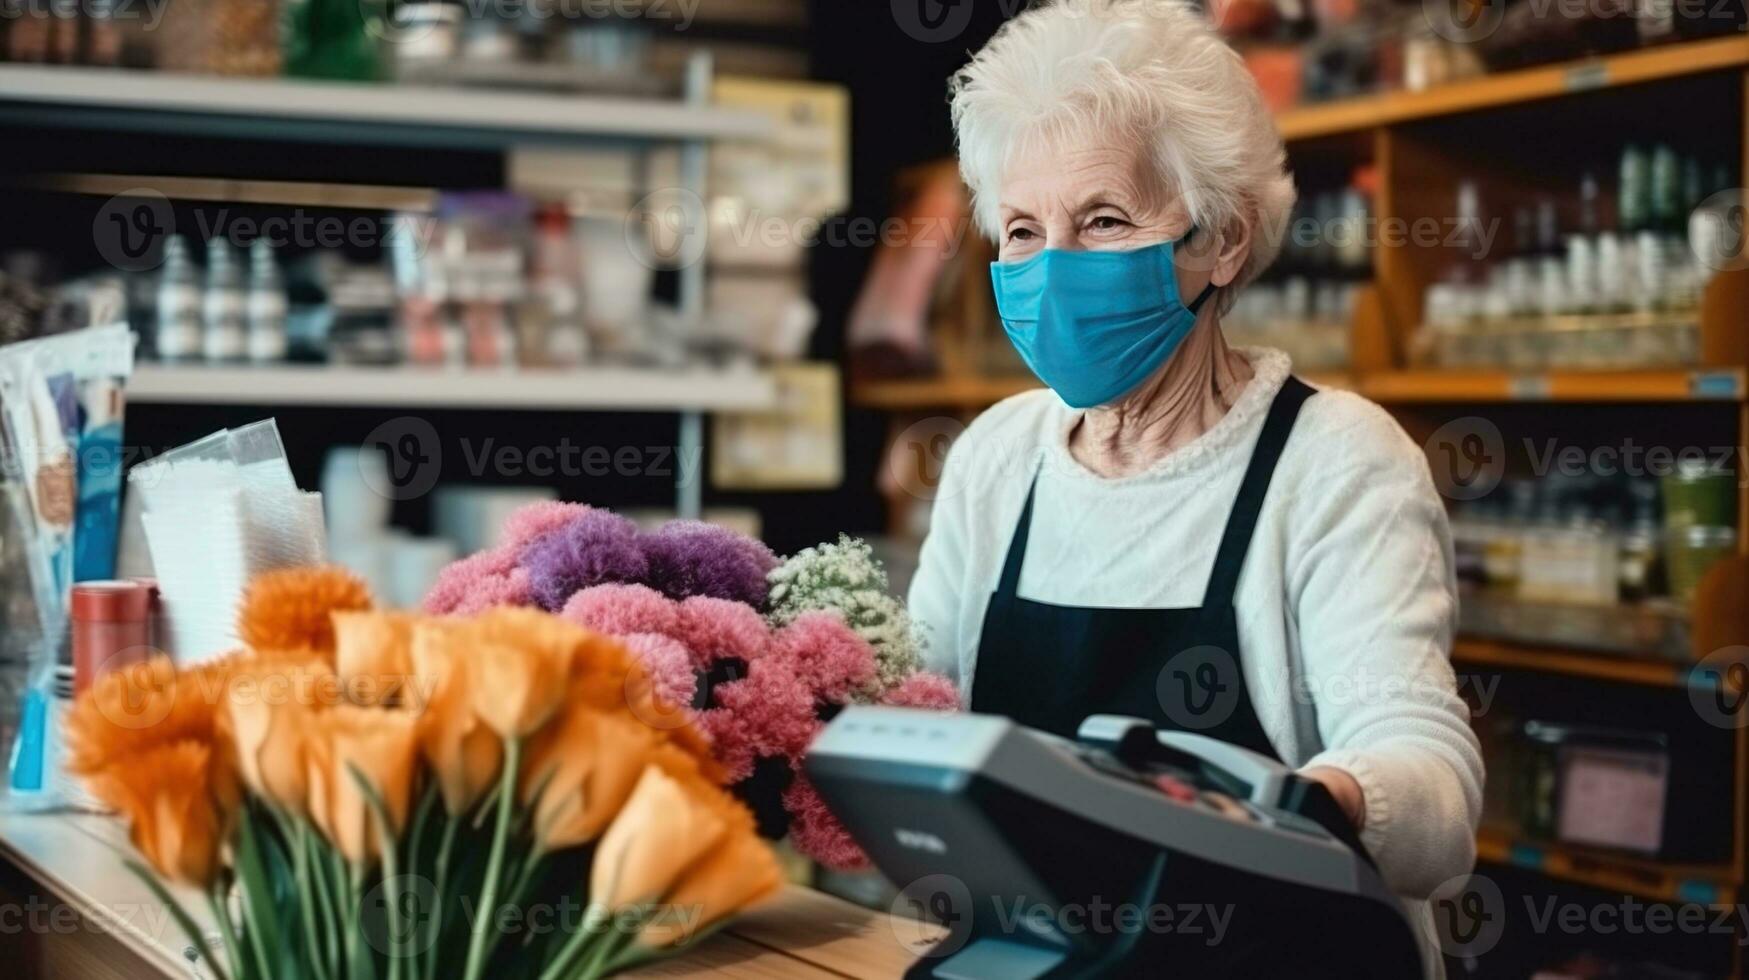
left=1277, top=35, right=1749, bottom=141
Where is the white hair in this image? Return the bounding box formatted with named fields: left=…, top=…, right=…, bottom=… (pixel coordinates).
left=949, top=0, right=1296, bottom=309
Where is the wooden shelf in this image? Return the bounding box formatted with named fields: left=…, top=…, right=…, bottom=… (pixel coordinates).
left=1476, top=828, right=1739, bottom=904
left=1277, top=35, right=1749, bottom=141
left=1452, top=637, right=1698, bottom=689
left=129, top=363, right=778, bottom=412
left=851, top=375, right=1040, bottom=411
left=0, top=65, right=773, bottom=148
left=852, top=367, right=1740, bottom=411
left=851, top=370, right=1353, bottom=412
left=1360, top=367, right=1746, bottom=403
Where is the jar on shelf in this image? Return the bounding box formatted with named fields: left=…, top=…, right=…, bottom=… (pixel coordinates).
left=1666, top=524, right=1735, bottom=606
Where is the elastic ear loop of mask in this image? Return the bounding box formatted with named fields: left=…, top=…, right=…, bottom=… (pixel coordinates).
left=1179, top=225, right=1219, bottom=315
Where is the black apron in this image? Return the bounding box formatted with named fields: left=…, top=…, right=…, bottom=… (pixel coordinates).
left=969, top=377, right=1316, bottom=760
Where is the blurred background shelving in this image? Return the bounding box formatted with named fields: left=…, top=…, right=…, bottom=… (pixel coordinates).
left=4, top=1, right=1749, bottom=976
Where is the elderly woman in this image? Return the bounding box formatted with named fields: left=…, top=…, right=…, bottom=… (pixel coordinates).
left=908, top=1, right=1483, bottom=973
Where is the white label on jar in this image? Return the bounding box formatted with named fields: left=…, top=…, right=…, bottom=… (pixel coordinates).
left=1509, top=375, right=1551, bottom=400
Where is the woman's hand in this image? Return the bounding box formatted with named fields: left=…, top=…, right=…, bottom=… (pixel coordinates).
left=1301, top=766, right=1366, bottom=831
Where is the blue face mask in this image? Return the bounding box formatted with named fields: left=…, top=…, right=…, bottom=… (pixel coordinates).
left=989, top=231, right=1217, bottom=409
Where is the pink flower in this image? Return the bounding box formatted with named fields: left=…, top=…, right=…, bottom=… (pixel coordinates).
left=561, top=583, right=681, bottom=637
left=783, top=772, right=869, bottom=871
left=422, top=552, right=532, bottom=614
left=675, top=596, right=772, bottom=671
left=775, top=612, right=880, bottom=707
left=700, top=659, right=817, bottom=782
left=617, top=631, right=699, bottom=711
left=498, top=501, right=594, bottom=552
left=881, top=671, right=962, bottom=711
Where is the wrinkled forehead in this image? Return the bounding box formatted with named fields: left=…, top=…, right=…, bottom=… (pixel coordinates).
left=997, top=125, right=1184, bottom=218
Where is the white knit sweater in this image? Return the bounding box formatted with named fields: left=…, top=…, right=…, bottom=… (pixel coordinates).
left=908, top=348, right=1482, bottom=975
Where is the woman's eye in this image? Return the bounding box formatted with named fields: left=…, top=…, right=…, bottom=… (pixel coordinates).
left=1089, top=216, right=1129, bottom=232
left=1007, top=227, right=1036, bottom=242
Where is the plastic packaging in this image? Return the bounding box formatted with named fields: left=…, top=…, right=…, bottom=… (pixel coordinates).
left=0, top=323, right=136, bottom=812
left=128, top=418, right=326, bottom=663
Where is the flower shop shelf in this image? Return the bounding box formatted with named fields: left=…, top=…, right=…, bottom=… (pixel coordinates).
left=851, top=371, right=1354, bottom=411
left=0, top=65, right=774, bottom=149
left=1475, top=827, right=1740, bottom=906
left=0, top=810, right=916, bottom=979
left=1358, top=368, right=1748, bottom=403
left=1452, top=637, right=1705, bottom=690
left=128, top=363, right=779, bottom=413
left=1275, top=35, right=1749, bottom=142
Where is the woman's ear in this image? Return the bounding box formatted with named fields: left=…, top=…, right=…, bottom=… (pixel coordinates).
left=1210, top=212, right=1254, bottom=289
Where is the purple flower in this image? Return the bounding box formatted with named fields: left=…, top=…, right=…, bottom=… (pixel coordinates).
left=519, top=509, right=648, bottom=611
left=640, top=520, right=778, bottom=608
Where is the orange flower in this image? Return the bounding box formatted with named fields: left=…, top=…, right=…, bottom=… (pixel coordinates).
left=332, top=611, right=419, bottom=707
left=410, top=622, right=502, bottom=815
left=589, top=764, right=728, bottom=910
left=521, top=702, right=663, bottom=853
left=303, top=704, right=421, bottom=864
left=218, top=664, right=332, bottom=817
left=66, top=654, right=241, bottom=777
left=89, top=740, right=230, bottom=887
left=465, top=609, right=576, bottom=738
left=636, top=824, right=782, bottom=948
left=555, top=628, right=722, bottom=782
left=237, top=565, right=373, bottom=656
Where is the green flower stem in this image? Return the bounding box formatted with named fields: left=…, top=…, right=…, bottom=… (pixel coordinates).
left=535, top=905, right=604, bottom=980
left=462, top=736, right=521, bottom=980
left=402, top=785, right=437, bottom=980
left=423, top=815, right=460, bottom=980
left=503, top=852, right=547, bottom=910
left=576, top=923, right=627, bottom=980
left=294, top=825, right=333, bottom=980
left=203, top=883, right=243, bottom=980
left=233, top=819, right=279, bottom=980
left=308, top=834, right=343, bottom=978
left=344, top=861, right=366, bottom=980
left=375, top=813, right=406, bottom=980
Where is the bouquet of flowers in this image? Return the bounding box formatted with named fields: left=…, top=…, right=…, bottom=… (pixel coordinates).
left=424, top=503, right=959, bottom=869
left=66, top=566, right=782, bottom=980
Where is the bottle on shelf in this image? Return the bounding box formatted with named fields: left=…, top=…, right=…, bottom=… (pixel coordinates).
left=1569, top=167, right=1607, bottom=315
left=153, top=236, right=201, bottom=363
left=1616, top=480, right=1662, bottom=603
left=201, top=237, right=246, bottom=363
left=245, top=239, right=288, bottom=364
left=1534, top=196, right=1566, bottom=318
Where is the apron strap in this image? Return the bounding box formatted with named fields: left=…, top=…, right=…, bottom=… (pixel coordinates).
left=1202, top=376, right=1316, bottom=608
left=995, top=472, right=1040, bottom=597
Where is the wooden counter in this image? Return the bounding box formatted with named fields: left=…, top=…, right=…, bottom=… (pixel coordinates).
left=0, top=811, right=932, bottom=980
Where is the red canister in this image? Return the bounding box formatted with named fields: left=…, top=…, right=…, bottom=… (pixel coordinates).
left=71, top=580, right=154, bottom=693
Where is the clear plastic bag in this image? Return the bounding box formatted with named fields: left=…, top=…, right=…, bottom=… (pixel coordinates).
left=0, top=324, right=135, bottom=811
